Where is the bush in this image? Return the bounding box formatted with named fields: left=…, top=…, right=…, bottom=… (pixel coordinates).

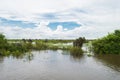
left=70, top=47, right=83, bottom=56
left=34, top=41, right=49, bottom=50
left=73, top=37, right=86, bottom=47
left=92, top=30, right=120, bottom=54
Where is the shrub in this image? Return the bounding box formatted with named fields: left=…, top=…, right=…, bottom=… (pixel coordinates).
left=70, top=47, right=83, bottom=57
left=92, top=30, right=120, bottom=54
left=73, top=37, right=86, bottom=47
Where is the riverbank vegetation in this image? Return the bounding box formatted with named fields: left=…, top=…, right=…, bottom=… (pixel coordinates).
left=0, top=34, right=74, bottom=56
left=1, top=29, right=119, bottom=57
left=0, top=34, right=28, bottom=56
left=92, top=30, right=120, bottom=54
left=0, top=33, right=86, bottom=57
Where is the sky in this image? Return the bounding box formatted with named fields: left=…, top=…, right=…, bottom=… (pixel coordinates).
left=0, top=0, right=120, bottom=39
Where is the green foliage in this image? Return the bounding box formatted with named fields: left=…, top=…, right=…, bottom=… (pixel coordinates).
left=92, top=30, right=120, bottom=54
left=42, top=39, right=73, bottom=43
left=70, top=47, right=83, bottom=57
left=49, top=45, right=59, bottom=50
left=34, top=41, right=48, bottom=50
left=0, top=34, right=74, bottom=56
left=73, top=37, right=86, bottom=47
left=0, top=34, right=28, bottom=56
left=0, top=34, right=8, bottom=49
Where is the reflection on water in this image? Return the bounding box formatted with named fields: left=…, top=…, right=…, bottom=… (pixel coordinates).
left=70, top=53, right=83, bottom=62
left=0, top=56, right=4, bottom=63
left=94, top=54, right=120, bottom=72
left=0, top=50, right=120, bottom=80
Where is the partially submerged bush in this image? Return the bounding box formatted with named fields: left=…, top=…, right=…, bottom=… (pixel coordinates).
left=70, top=47, right=83, bottom=57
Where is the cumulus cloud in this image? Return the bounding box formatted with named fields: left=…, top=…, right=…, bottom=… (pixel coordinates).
left=0, top=0, right=120, bottom=39
left=0, top=23, right=119, bottom=39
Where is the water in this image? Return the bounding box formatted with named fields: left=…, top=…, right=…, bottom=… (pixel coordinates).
left=0, top=50, right=120, bottom=80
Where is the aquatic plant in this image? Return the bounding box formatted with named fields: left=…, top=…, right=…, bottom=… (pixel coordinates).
left=70, top=47, right=83, bottom=57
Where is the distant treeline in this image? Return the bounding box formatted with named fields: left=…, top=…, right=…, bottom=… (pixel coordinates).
left=7, top=38, right=94, bottom=44
left=8, top=39, right=74, bottom=43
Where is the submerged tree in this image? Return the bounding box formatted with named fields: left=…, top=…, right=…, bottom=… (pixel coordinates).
left=73, top=37, right=86, bottom=47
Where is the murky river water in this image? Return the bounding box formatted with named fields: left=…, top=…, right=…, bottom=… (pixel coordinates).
left=0, top=50, right=120, bottom=80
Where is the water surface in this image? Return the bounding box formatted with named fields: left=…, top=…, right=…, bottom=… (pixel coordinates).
left=0, top=50, right=120, bottom=80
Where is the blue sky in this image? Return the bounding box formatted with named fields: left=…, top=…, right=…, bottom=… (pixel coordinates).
left=0, top=17, right=81, bottom=30
left=48, top=22, right=81, bottom=30
left=0, top=17, right=35, bottom=28
left=0, top=0, right=119, bottom=39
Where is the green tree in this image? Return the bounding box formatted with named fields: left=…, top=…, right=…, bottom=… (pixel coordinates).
left=0, top=34, right=7, bottom=49
left=73, top=37, right=86, bottom=47
left=92, top=30, right=120, bottom=54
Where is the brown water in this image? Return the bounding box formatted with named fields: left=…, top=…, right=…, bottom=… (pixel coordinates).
left=0, top=50, right=120, bottom=80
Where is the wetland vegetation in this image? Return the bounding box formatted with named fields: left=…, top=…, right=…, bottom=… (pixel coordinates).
left=0, top=32, right=87, bottom=57
left=92, top=30, right=120, bottom=54
left=1, top=30, right=120, bottom=57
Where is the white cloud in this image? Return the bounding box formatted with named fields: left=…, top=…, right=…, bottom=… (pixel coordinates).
left=0, top=0, right=120, bottom=39
left=0, top=23, right=119, bottom=39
